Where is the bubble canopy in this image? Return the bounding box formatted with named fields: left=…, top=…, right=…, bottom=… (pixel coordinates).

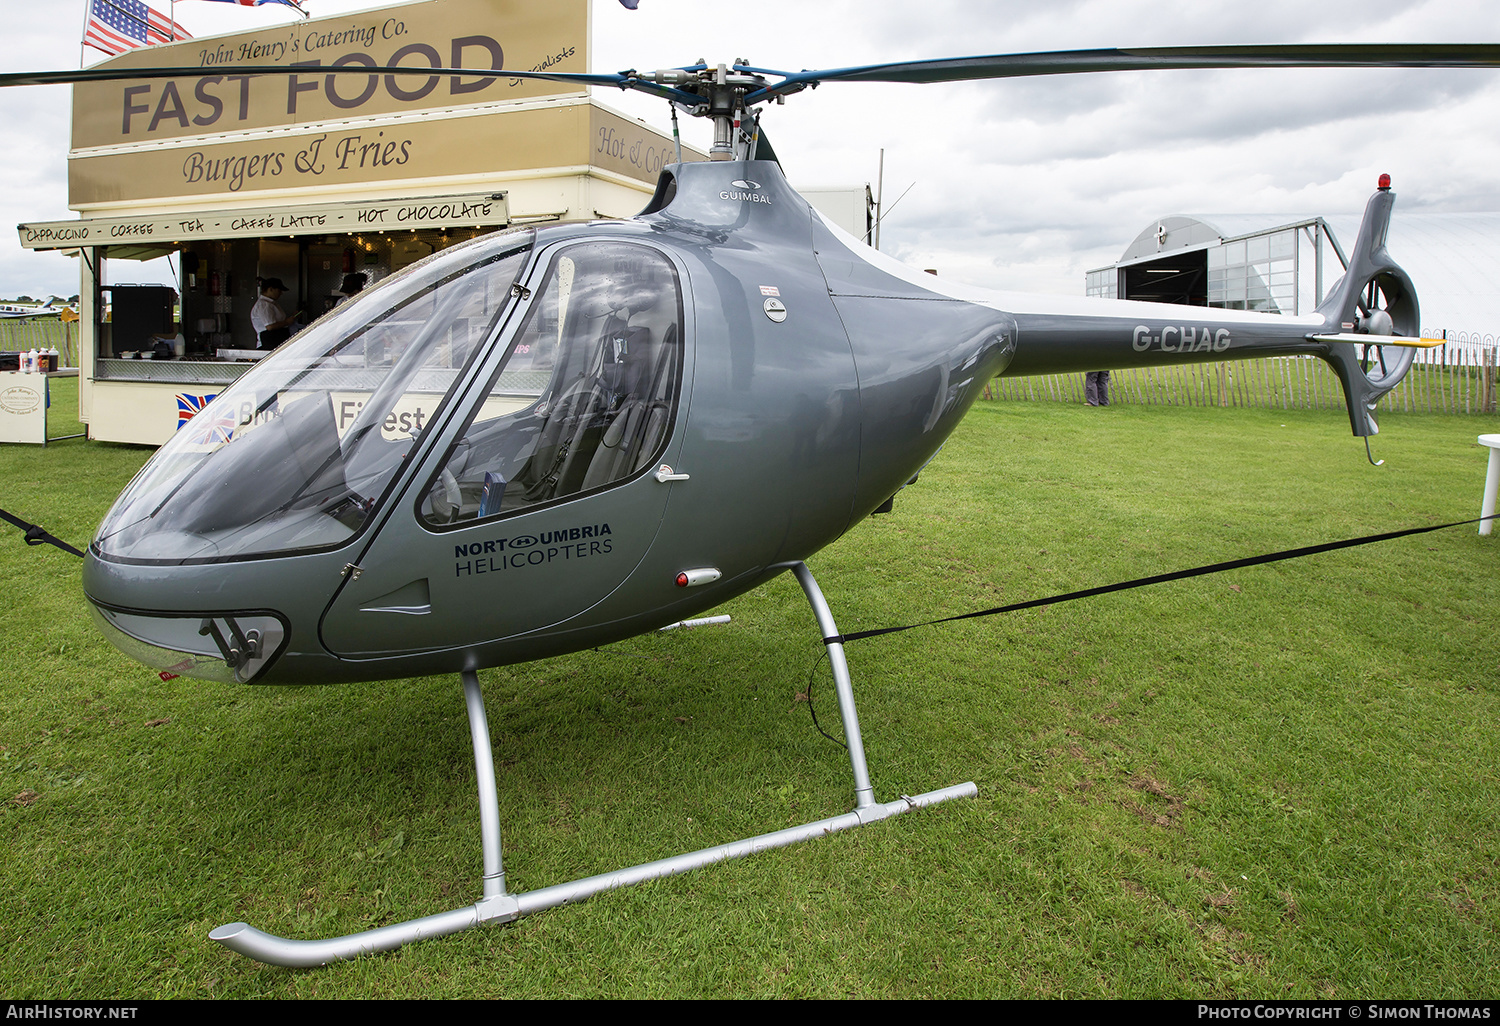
left=93, top=230, right=535, bottom=565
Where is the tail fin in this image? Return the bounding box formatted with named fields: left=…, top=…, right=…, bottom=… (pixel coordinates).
left=1313, top=177, right=1420, bottom=436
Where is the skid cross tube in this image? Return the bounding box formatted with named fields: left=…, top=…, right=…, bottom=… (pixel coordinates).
left=210, top=562, right=976, bottom=968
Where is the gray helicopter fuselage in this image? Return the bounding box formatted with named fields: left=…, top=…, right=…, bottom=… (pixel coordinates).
left=82, top=160, right=1401, bottom=685
left=82, top=160, right=1017, bottom=683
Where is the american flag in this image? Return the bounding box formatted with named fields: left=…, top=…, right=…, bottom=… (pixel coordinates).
left=83, top=0, right=192, bottom=57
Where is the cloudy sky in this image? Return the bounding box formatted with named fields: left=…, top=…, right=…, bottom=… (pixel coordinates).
left=3, top=0, right=1498, bottom=300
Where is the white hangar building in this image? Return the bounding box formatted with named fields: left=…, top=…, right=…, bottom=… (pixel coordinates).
left=1085, top=208, right=1500, bottom=350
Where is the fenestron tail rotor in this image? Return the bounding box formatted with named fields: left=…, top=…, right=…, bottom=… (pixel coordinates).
left=1356, top=272, right=1423, bottom=390
left=1308, top=177, right=1434, bottom=438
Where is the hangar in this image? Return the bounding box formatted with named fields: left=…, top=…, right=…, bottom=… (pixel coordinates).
left=1085, top=208, right=1500, bottom=349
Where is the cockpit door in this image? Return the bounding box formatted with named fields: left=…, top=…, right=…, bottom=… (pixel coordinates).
left=320, top=240, right=690, bottom=659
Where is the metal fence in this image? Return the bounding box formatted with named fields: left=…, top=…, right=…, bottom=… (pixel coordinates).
left=984, top=338, right=1499, bottom=415
left=0, top=320, right=76, bottom=367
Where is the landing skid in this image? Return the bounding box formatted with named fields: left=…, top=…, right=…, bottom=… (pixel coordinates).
left=209, top=561, right=977, bottom=968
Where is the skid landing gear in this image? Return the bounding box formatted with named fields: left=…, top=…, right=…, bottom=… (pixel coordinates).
left=209, top=562, right=977, bottom=967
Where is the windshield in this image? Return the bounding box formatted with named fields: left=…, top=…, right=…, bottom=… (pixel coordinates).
left=95, top=231, right=532, bottom=564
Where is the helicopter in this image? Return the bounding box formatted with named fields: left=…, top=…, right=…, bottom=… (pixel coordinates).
left=3, top=40, right=1496, bottom=967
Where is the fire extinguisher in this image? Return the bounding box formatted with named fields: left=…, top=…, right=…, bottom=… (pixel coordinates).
left=209, top=270, right=221, bottom=297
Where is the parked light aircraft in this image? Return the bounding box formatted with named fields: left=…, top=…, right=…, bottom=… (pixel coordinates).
left=0, top=298, right=64, bottom=319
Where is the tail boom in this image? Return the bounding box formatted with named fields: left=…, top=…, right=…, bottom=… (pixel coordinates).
left=996, top=179, right=1421, bottom=436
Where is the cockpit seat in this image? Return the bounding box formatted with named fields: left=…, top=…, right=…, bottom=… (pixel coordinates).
left=581, top=322, right=678, bottom=490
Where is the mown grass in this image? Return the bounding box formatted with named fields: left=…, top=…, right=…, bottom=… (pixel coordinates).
left=1, top=379, right=1496, bottom=998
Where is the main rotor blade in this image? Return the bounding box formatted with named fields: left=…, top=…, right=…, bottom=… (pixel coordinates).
left=749, top=43, right=1500, bottom=101
left=9, top=42, right=1497, bottom=108
left=0, top=64, right=629, bottom=90
left=0, top=62, right=705, bottom=105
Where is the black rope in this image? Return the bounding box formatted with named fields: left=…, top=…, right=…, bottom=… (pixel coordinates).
left=825, top=513, right=1498, bottom=647
left=802, top=648, right=848, bottom=750
left=0, top=507, right=85, bottom=559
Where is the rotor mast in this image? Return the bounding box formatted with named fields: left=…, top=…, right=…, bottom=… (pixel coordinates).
left=632, top=61, right=773, bottom=160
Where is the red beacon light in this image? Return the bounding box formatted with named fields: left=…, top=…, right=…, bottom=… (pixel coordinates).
left=1378, top=173, right=1392, bottom=190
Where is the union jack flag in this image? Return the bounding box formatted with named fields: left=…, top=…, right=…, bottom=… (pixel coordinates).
left=83, top=0, right=192, bottom=57
left=180, top=408, right=236, bottom=446
left=181, top=1, right=305, bottom=8
left=176, top=392, right=218, bottom=429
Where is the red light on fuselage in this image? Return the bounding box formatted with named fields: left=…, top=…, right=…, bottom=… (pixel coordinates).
left=1378, top=173, right=1392, bottom=190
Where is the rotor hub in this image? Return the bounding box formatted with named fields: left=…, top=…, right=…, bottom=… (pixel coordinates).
left=632, top=61, right=770, bottom=160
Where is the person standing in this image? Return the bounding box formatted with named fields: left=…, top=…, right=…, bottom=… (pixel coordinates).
left=1085, top=370, right=1111, bottom=406
left=335, top=272, right=368, bottom=306
left=251, top=277, right=300, bottom=350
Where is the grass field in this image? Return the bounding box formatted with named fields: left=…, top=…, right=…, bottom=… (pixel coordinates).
left=1, top=379, right=1496, bottom=998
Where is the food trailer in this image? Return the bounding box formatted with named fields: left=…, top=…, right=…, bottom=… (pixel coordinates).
left=18, top=0, right=705, bottom=445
